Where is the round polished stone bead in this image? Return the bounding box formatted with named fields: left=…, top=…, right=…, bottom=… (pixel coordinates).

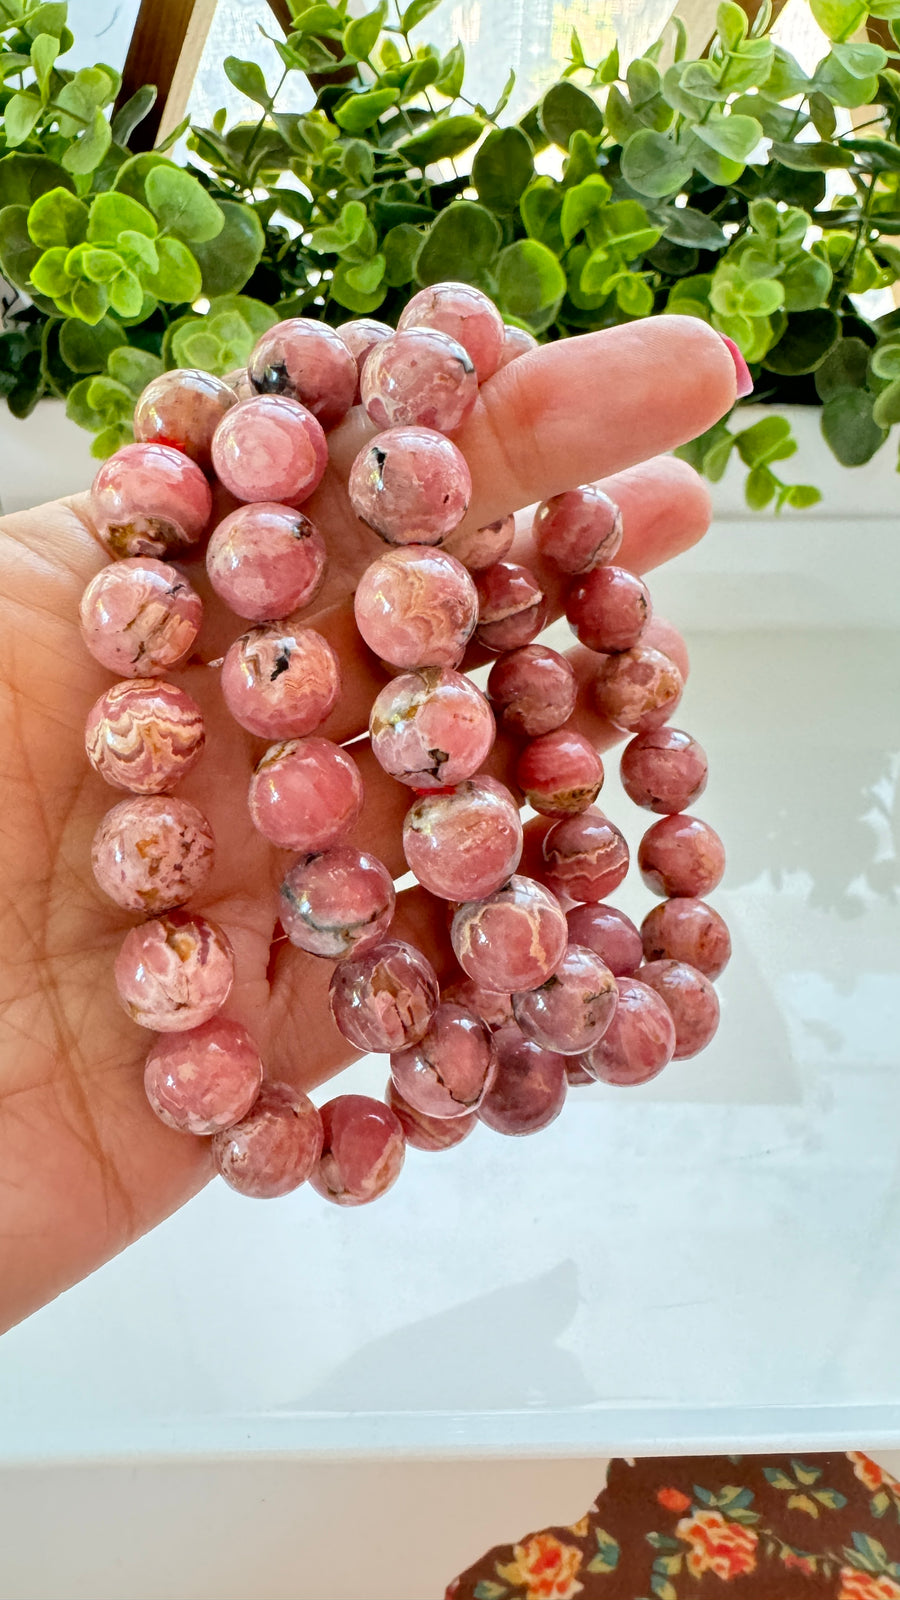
left=639, top=959, right=720, bottom=1059
left=279, top=846, right=395, bottom=960
left=533, top=485, right=623, bottom=575
left=133, top=368, right=237, bottom=472
left=640, top=897, right=731, bottom=980
left=91, top=442, right=212, bottom=561
left=398, top=280, right=504, bottom=383
left=620, top=727, right=708, bottom=814
left=248, top=736, right=363, bottom=853
left=516, top=729, right=603, bottom=818
left=593, top=645, right=683, bottom=734
left=566, top=1058, right=595, bottom=1087
left=386, top=1080, right=477, bottom=1152
left=329, top=939, right=439, bottom=1054
left=353, top=544, right=477, bottom=670
left=638, top=814, right=725, bottom=898
left=336, top=317, right=393, bottom=391
left=451, top=874, right=567, bottom=993
left=211, top=395, right=328, bottom=505
left=496, top=323, right=539, bottom=369
left=542, top=808, right=630, bottom=903
left=213, top=1081, right=324, bottom=1198
left=583, top=975, right=676, bottom=1086
left=348, top=426, right=471, bottom=546
left=441, top=978, right=513, bottom=1030
left=390, top=1002, right=496, bottom=1118
left=444, top=513, right=515, bottom=571
left=222, top=366, right=254, bottom=401
left=566, top=565, right=651, bottom=654
left=475, top=562, right=548, bottom=652
left=369, top=666, right=495, bottom=789
left=85, top=678, right=205, bottom=794
left=91, top=795, right=214, bottom=914
left=114, top=911, right=234, bottom=1032
left=565, top=903, right=642, bottom=976
left=221, top=624, right=340, bottom=740
left=513, top=943, right=617, bottom=1056
left=361, top=326, right=477, bottom=433
left=206, top=503, right=326, bottom=622
left=478, top=1022, right=567, bottom=1135
left=310, top=1094, right=406, bottom=1207
left=248, top=316, right=358, bottom=429
left=403, top=776, right=523, bottom=900
left=79, top=558, right=202, bottom=677
left=144, top=1017, right=262, bottom=1135
left=488, top=645, right=577, bottom=739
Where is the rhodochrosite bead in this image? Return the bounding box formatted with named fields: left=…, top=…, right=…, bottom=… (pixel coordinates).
left=402, top=776, right=523, bottom=900
left=353, top=545, right=477, bottom=670
left=487, top=645, right=577, bottom=738
left=348, top=426, right=471, bottom=545
left=533, top=485, right=623, bottom=575
left=398, top=281, right=504, bottom=383
left=248, top=317, right=358, bottom=429
left=85, top=679, right=205, bottom=794
left=91, top=443, right=212, bottom=561
left=451, top=875, right=567, bottom=993
left=390, top=1002, right=495, bottom=1118
left=516, top=729, right=603, bottom=818
left=114, top=912, right=234, bottom=1032
left=361, top=326, right=477, bottom=433
left=566, top=566, right=651, bottom=653
left=310, top=1095, right=405, bottom=1206
left=222, top=367, right=254, bottom=401
left=444, top=513, right=515, bottom=571
left=336, top=317, right=393, bottom=384
left=638, top=814, right=725, bottom=898
left=329, top=939, right=439, bottom=1054
left=441, top=978, right=513, bottom=1030
left=542, top=809, right=630, bottom=903
left=279, top=846, right=395, bottom=960
left=583, top=976, right=676, bottom=1086
left=213, top=1082, right=324, bottom=1198
left=640, top=897, right=731, bottom=980
left=386, top=1081, right=476, bottom=1152
left=593, top=646, right=683, bottom=734
left=144, top=1018, right=263, bottom=1135
left=513, top=944, right=617, bottom=1055
left=248, top=737, right=363, bottom=852
left=496, top=323, right=539, bottom=368
left=478, top=1023, right=567, bottom=1135
left=206, top=503, right=326, bottom=621
left=620, top=727, right=709, bottom=814
left=91, top=795, right=214, bottom=913
left=639, top=959, right=720, bottom=1058
left=475, top=562, right=548, bottom=652
left=565, top=903, right=642, bottom=976
left=211, top=395, right=327, bottom=505
left=369, top=667, right=494, bottom=789
left=221, top=624, right=340, bottom=739
left=79, top=559, right=202, bottom=676
left=566, top=1059, right=595, bottom=1087
left=133, top=368, right=237, bottom=472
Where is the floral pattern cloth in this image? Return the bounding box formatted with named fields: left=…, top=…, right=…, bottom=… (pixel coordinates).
left=445, top=1454, right=900, bottom=1600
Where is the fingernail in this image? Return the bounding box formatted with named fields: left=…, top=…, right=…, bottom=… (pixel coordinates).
left=718, top=334, right=754, bottom=399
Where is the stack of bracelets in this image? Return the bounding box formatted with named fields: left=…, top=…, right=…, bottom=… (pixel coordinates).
left=79, top=280, right=729, bottom=1208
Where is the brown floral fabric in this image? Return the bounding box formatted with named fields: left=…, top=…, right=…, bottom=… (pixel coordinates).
left=445, top=1453, right=900, bottom=1600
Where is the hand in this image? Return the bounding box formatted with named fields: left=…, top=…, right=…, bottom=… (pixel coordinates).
left=0, top=315, right=736, bottom=1329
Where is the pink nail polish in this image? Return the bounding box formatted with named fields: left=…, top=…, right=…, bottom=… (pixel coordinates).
left=719, top=334, right=754, bottom=399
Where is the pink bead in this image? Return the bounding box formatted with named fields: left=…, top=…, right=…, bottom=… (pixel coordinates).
left=513, top=943, right=617, bottom=1055
left=85, top=678, right=205, bottom=794
left=222, top=367, right=254, bottom=401
left=336, top=317, right=394, bottom=392
left=593, top=646, right=683, bottom=734
left=361, top=326, right=477, bottom=433
left=402, top=776, right=523, bottom=900
left=133, top=368, right=237, bottom=472
left=390, top=1002, right=495, bottom=1118
left=310, top=1094, right=406, bottom=1206
left=475, top=562, right=548, bottom=652
left=398, top=281, right=504, bottom=383
left=542, top=808, right=630, bottom=903
left=640, top=898, right=731, bottom=980
left=248, top=736, right=363, bottom=852
left=91, top=795, right=214, bottom=913
left=206, top=503, right=326, bottom=621
left=496, top=323, right=539, bottom=369
left=444, top=514, right=515, bottom=571
left=211, top=395, right=327, bottom=505
left=441, top=978, right=513, bottom=1030
left=566, top=565, right=651, bottom=653
left=144, top=1017, right=262, bottom=1135
left=638, top=814, right=725, bottom=898
left=348, top=426, right=471, bottom=546
left=386, top=1080, right=477, bottom=1152
left=221, top=624, right=340, bottom=739
left=533, top=485, right=623, bottom=575
left=488, top=645, right=577, bottom=739
left=329, top=939, right=439, bottom=1054
left=114, top=911, right=234, bottom=1032
left=353, top=545, right=477, bottom=670
left=566, top=1058, right=595, bottom=1087
left=516, top=729, right=603, bottom=818
left=213, top=1082, right=324, bottom=1198
left=91, top=442, right=212, bottom=561
left=248, top=317, right=358, bottom=429
left=583, top=976, right=676, bottom=1085
left=620, top=727, right=709, bottom=814
left=638, top=959, right=720, bottom=1059
left=565, top=903, right=642, bottom=976
left=369, top=667, right=495, bottom=790
left=279, top=846, right=395, bottom=960
left=451, top=874, right=567, bottom=993
left=79, top=559, right=202, bottom=677
left=478, top=1022, right=567, bottom=1135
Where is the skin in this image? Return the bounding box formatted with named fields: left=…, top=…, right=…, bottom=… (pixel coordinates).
left=0, top=315, right=735, bottom=1330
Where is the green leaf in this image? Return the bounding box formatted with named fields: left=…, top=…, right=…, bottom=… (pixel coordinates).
left=763, top=45, right=809, bottom=97
left=342, top=139, right=374, bottom=186
left=815, top=336, right=871, bottom=397
left=496, top=237, right=565, bottom=326
left=0, top=155, right=73, bottom=210
left=334, top=88, right=399, bottom=133
left=560, top=174, right=612, bottom=245
left=144, top=236, right=202, bottom=303
left=650, top=1575, right=678, bottom=1600
left=71, top=277, right=110, bottom=324
left=224, top=56, right=271, bottom=107
left=813, top=1488, right=848, bottom=1509
left=87, top=190, right=157, bottom=244
left=781, top=482, right=822, bottom=509
left=873, top=377, right=900, bottom=426
left=111, top=84, right=157, bottom=147
left=680, top=61, right=724, bottom=100
left=343, top=3, right=387, bottom=60
left=416, top=201, right=501, bottom=286
left=488, top=67, right=516, bottom=121
left=105, top=344, right=162, bottom=396
left=30, top=245, right=74, bottom=298
left=58, top=314, right=125, bottom=373
left=61, top=108, right=113, bottom=176
left=402, top=0, right=441, bottom=28
left=770, top=140, right=854, bottom=172
left=736, top=413, right=794, bottom=465
left=519, top=177, right=564, bottom=252
left=780, top=254, right=832, bottom=311
left=616, top=272, right=654, bottom=315
left=397, top=113, right=483, bottom=166
left=81, top=247, right=124, bottom=283
left=435, top=41, right=465, bottom=98
left=344, top=253, right=385, bottom=294
left=872, top=1491, right=892, bottom=1518
left=822, top=388, right=888, bottom=464
left=4, top=93, right=42, bottom=148
left=717, top=0, right=748, bottom=48
left=473, top=127, right=534, bottom=213
left=107, top=268, right=143, bottom=318
left=190, top=199, right=263, bottom=296
left=586, top=1528, right=620, bottom=1574
left=764, top=1469, right=798, bottom=1491
left=810, top=0, right=867, bottom=38
left=693, top=112, right=761, bottom=162
left=741, top=277, right=784, bottom=315
left=622, top=130, right=692, bottom=198
left=540, top=81, right=604, bottom=148
left=382, top=222, right=421, bottom=286
left=657, top=205, right=726, bottom=250
left=763, top=308, right=840, bottom=374
left=833, top=40, right=888, bottom=77
left=31, top=32, right=59, bottom=99
left=329, top=258, right=387, bottom=313
left=27, top=188, right=88, bottom=248
left=592, top=198, right=660, bottom=255
left=814, top=52, right=880, bottom=108
left=145, top=167, right=224, bottom=243
left=594, top=42, right=620, bottom=85
left=605, top=85, right=643, bottom=144
left=745, top=464, right=776, bottom=509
